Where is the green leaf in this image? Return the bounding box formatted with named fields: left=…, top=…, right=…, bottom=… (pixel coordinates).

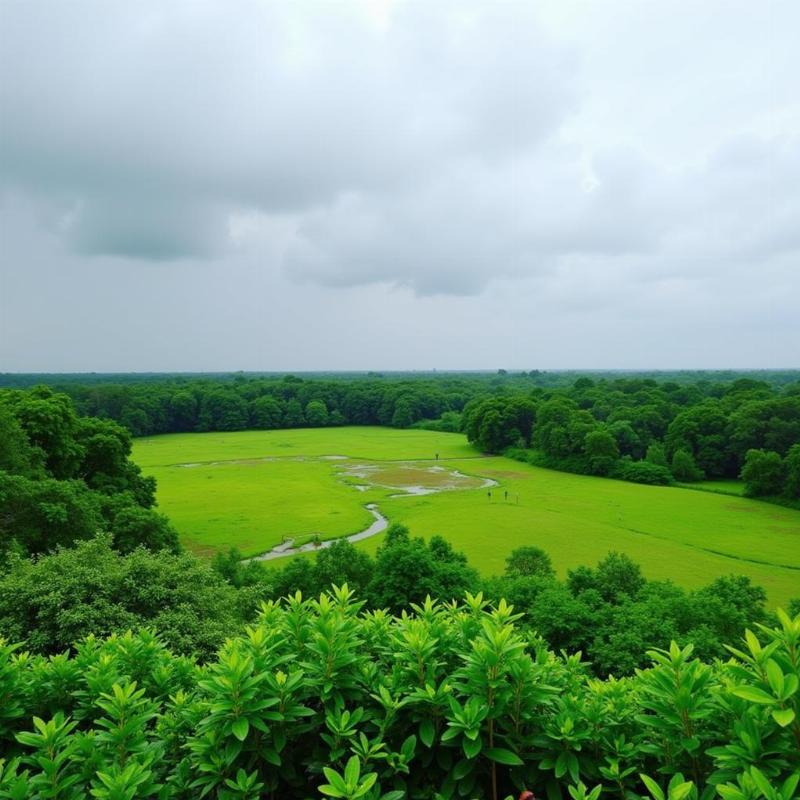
left=321, top=768, right=348, bottom=795
left=419, top=718, right=435, bottom=748
left=319, top=785, right=347, bottom=799
left=353, top=773, right=378, bottom=799
left=462, top=736, right=482, bottom=759
left=729, top=685, right=775, bottom=704
left=771, top=707, right=796, bottom=727
left=344, top=756, right=360, bottom=787
left=781, top=773, right=800, bottom=799
left=668, top=782, right=693, bottom=800
left=640, top=773, right=665, bottom=800
left=716, top=786, right=746, bottom=800
left=485, top=747, right=524, bottom=766
left=401, top=734, right=417, bottom=760
left=453, top=760, right=472, bottom=780
left=231, top=717, right=249, bottom=741
left=749, top=767, right=772, bottom=797
left=765, top=659, right=784, bottom=696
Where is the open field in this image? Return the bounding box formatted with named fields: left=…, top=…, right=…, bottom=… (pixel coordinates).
left=133, top=428, right=800, bottom=606
left=134, top=427, right=477, bottom=467
left=134, top=428, right=477, bottom=555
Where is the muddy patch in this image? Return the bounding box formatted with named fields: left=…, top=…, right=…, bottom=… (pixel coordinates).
left=340, top=461, right=492, bottom=496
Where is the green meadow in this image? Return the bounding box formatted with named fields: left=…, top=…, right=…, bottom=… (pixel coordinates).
left=133, top=427, right=800, bottom=606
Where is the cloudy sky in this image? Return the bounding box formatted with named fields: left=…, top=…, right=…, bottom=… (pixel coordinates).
left=1, top=0, right=798, bottom=372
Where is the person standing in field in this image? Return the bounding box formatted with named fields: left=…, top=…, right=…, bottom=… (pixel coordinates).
left=504, top=489, right=508, bottom=501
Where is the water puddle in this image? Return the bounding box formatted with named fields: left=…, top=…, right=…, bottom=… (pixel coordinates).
left=339, top=461, right=490, bottom=496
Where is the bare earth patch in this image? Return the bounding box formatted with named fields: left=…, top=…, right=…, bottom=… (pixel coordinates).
left=339, top=461, right=494, bottom=495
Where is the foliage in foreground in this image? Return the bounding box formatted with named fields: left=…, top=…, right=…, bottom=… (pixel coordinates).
left=227, top=536, right=773, bottom=678
left=1, top=529, right=776, bottom=679
left=0, top=588, right=798, bottom=800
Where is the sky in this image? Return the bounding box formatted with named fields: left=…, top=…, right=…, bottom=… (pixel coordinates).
left=1, top=0, right=798, bottom=372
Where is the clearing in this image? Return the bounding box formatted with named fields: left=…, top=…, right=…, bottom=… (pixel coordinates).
left=133, top=427, right=800, bottom=606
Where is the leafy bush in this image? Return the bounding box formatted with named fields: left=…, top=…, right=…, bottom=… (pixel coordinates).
left=741, top=449, right=789, bottom=498
left=0, top=535, right=247, bottom=659
left=671, top=449, right=704, bottom=482
left=412, top=411, right=463, bottom=433
left=0, top=589, right=797, bottom=799
left=612, top=458, right=674, bottom=485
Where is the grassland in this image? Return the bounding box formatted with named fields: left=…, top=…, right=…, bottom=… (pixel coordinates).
left=133, top=428, right=476, bottom=556
left=134, top=427, right=477, bottom=467
left=133, top=428, right=800, bottom=606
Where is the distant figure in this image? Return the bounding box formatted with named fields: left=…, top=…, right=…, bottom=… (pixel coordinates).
left=435, top=452, right=439, bottom=461
left=487, top=490, right=492, bottom=500
left=504, top=490, right=508, bottom=501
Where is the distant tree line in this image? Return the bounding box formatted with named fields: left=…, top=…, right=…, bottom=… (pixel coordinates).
left=41, top=375, right=479, bottom=436
left=0, top=371, right=798, bottom=445
left=463, top=376, right=800, bottom=498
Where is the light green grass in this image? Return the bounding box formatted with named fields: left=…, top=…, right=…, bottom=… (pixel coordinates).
left=133, top=428, right=474, bottom=556
left=134, top=427, right=476, bottom=468
left=134, top=428, right=800, bottom=607
left=145, top=459, right=373, bottom=556
left=370, top=459, right=800, bottom=607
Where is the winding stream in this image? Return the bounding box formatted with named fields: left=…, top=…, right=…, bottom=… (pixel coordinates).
left=248, top=503, right=388, bottom=561
left=246, top=459, right=497, bottom=562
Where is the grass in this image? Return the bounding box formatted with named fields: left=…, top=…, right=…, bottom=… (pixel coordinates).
left=134, top=427, right=477, bottom=467
left=143, top=459, right=373, bottom=557
left=677, top=479, right=746, bottom=496
left=133, top=428, right=800, bottom=607
left=134, top=428, right=474, bottom=556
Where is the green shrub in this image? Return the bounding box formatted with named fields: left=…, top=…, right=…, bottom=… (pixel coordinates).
left=0, top=535, right=245, bottom=659
left=612, top=458, right=674, bottom=485
left=0, top=589, right=797, bottom=799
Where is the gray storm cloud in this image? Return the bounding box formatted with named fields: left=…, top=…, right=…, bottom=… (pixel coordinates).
left=0, top=0, right=575, bottom=268
left=1, top=0, right=799, bottom=369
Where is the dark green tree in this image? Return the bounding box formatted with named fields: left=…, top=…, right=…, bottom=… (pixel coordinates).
left=251, top=395, right=284, bottom=429
left=305, top=399, right=329, bottom=427
left=283, top=399, right=305, bottom=427
left=504, top=546, right=555, bottom=578
left=645, top=442, right=669, bottom=468
left=740, top=449, right=787, bottom=497
left=0, top=405, right=41, bottom=476
left=671, top=448, right=704, bottom=482
left=784, top=443, right=800, bottom=499
left=584, top=428, right=620, bottom=475
left=365, top=524, right=478, bottom=611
